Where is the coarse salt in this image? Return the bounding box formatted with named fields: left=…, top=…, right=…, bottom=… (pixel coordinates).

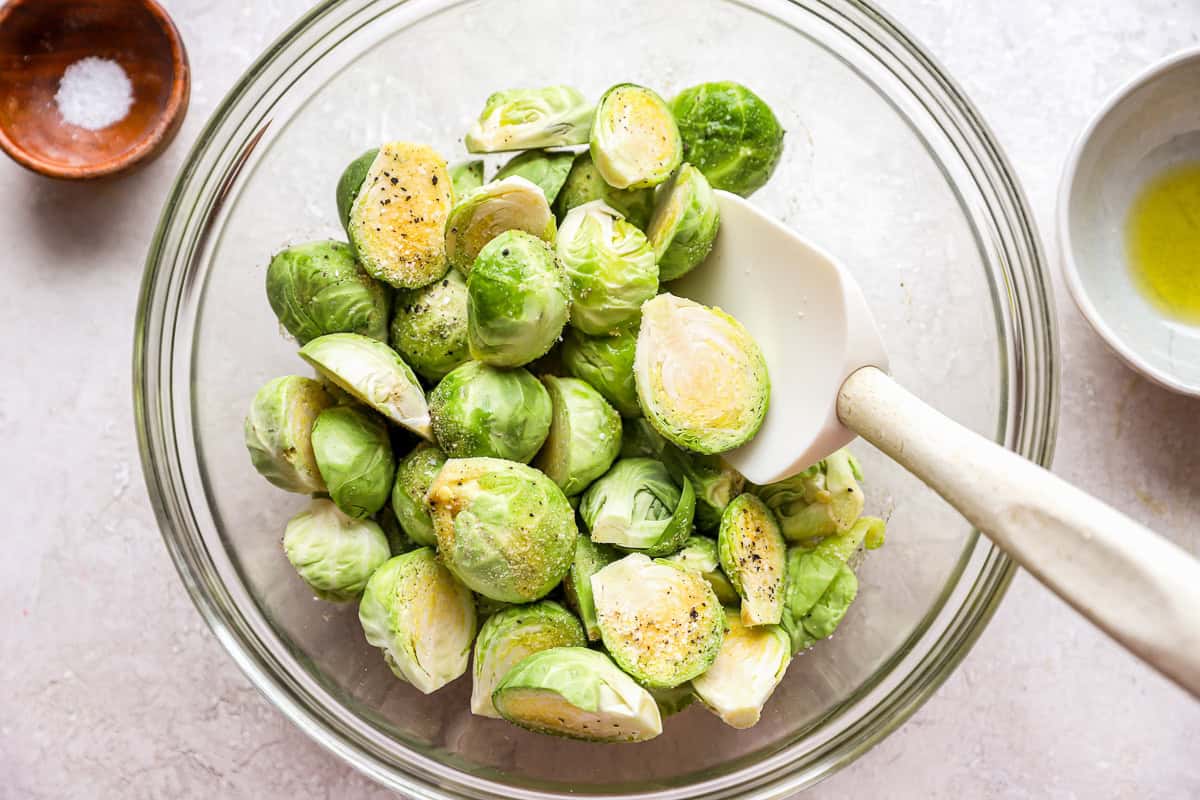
left=54, top=57, right=133, bottom=131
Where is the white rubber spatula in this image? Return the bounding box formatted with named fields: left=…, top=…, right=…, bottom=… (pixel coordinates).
left=673, top=190, right=1200, bottom=698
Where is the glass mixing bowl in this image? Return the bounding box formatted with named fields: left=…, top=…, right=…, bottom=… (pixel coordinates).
left=134, top=1, right=1057, bottom=796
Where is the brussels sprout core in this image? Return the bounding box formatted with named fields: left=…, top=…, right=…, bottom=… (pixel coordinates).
left=647, top=164, right=721, bottom=282
left=671, top=81, right=785, bottom=197
left=691, top=609, right=791, bottom=729
left=283, top=498, right=391, bottom=602
left=266, top=240, right=390, bottom=345
left=465, top=86, right=594, bottom=152
left=311, top=405, right=396, bottom=519
left=718, top=493, right=786, bottom=626
left=429, top=362, right=551, bottom=463
left=390, top=269, right=470, bottom=382
left=244, top=376, right=333, bottom=493
left=534, top=376, right=622, bottom=495
left=446, top=177, right=557, bottom=276
left=590, top=84, right=682, bottom=190
left=578, top=457, right=695, bottom=556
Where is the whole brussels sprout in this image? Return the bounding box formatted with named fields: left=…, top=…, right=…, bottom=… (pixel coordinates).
left=591, top=553, right=725, bottom=689
left=561, top=326, right=641, bottom=418
left=657, top=535, right=740, bottom=606
left=358, top=548, right=476, bottom=693
left=311, top=406, right=395, bottom=518
left=390, top=442, right=446, bottom=548
left=579, top=457, right=695, bottom=556
left=691, top=609, right=791, bottom=729
left=671, top=81, right=785, bottom=197
left=492, top=646, right=662, bottom=742
left=266, top=240, right=390, bottom=345
left=467, top=230, right=570, bottom=368
left=557, top=201, right=658, bottom=336
left=299, top=333, right=432, bottom=439
left=590, top=84, right=682, bottom=190
left=427, top=458, right=578, bottom=603
left=449, top=159, right=484, bottom=200
left=283, top=497, right=391, bottom=602
left=755, top=449, right=865, bottom=543
left=561, top=534, right=620, bottom=641
left=470, top=600, right=585, bottom=718
left=647, top=164, right=721, bottom=282
left=494, top=149, right=575, bottom=205
left=554, top=151, right=655, bottom=230
left=659, top=446, right=745, bottom=532
left=389, top=269, right=470, bottom=382
left=534, top=376, right=622, bottom=496
left=718, top=493, right=786, bottom=626
left=336, top=148, right=378, bottom=233
left=635, top=293, right=769, bottom=454
left=465, top=86, right=594, bottom=152
left=343, top=141, right=452, bottom=289
left=244, top=376, right=333, bottom=493
left=429, top=361, right=551, bottom=463
left=445, top=177, right=557, bottom=275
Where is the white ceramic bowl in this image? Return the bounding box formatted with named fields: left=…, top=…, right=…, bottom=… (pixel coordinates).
left=1059, top=46, right=1200, bottom=395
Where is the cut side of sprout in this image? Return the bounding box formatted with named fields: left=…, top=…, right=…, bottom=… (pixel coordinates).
left=718, top=493, right=786, bottom=626
left=691, top=609, right=791, bottom=729
left=466, top=86, right=594, bottom=153
left=647, top=163, right=721, bottom=282
left=445, top=176, right=556, bottom=275
left=590, top=84, right=682, bottom=190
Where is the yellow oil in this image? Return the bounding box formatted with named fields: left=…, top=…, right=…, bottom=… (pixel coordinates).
left=1125, top=162, right=1200, bottom=324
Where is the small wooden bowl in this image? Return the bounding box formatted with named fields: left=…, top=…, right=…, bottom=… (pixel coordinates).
left=0, top=0, right=190, bottom=180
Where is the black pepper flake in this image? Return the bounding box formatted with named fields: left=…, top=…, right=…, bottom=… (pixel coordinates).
left=501, top=249, right=510, bottom=257
left=390, top=177, right=399, bottom=185
left=432, top=175, right=439, bottom=185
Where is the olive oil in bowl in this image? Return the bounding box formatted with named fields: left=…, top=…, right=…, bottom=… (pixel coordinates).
left=1126, top=162, right=1200, bottom=324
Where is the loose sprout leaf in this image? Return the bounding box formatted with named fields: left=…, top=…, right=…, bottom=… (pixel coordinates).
left=755, top=449, right=865, bottom=543
left=495, top=149, right=576, bottom=205
left=428, top=361, right=552, bottom=463
left=717, top=494, right=786, bottom=626
left=671, top=81, right=785, bottom=197
left=466, top=86, right=594, bottom=153
left=691, top=609, right=790, bottom=729
left=390, top=269, right=470, bottom=382
left=284, top=498, right=391, bottom=602
left=590, top=84, right=682, bottom=190
left=266, top=240, right=390, bottom=345
left=244, top=375, right=334, bottom=493
left=445, top=176, right=557, bottom=276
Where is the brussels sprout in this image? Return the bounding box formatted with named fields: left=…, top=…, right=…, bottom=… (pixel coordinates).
left=244, top=376, right=334, bottom=493
left=755, top=449, right=865, bottom=543
left=429, top=362, right=551, bottom=463
left=591, top=553, right=725, bottom=689
left=618, top=417, right=667, bottom=459
left=445, top=177, right=557, bottom=276
left=475, top=593, right=514, bottom=621
left=562, top=534, right=620, bottom=641
left=495, top=149, right=575, bottom=205
left=718, top=494, right=786, bottom=626
left=345, top=142, right=452, bottom=289
left=449, top=159, right=484, bottom=199
left=311, top=406, right=395, bottom=519
left=299, top=333, right=432, bottom=439
left=561, top=327, right=641, bottom=418
left=647, top=164, right=720, bottom=282
left=557, top=201, right=658, bottom=335
left=265, top=240, right=390, bottom=345
left=671, top=81, right=785, bottom=197
left=471, top=600, right=586, bottom=718
left=590, top=84, right=682, bottom=190
left=465, top=86, right=594, bottom=153
left=554, top=151, right=656, bottom=230
left=375, top=504, right=416, bottom=556
left=428, top=458, right=577, bottom=603
left=635, top=293, right=769, bottom=454
left=283, top=497, right=391, bottom=602
left=493, top=646, right=662, bottom=742
left=534, top=376, right=622, bottom=496
left=467, top=230, right=570, bottom=368
left=579, top=457, right=695, bottom=556
left=690, top=609, right=791, bottom=729
left=657, top=535, right=740, bottom=606
left=649, top=684, right=696, bottom=717
left=389, top=269, right=470, bottom=382
left=358, top=548, right=476, bottom=693
left=390, top=442, right=446, bottom=547
left=660, top=447, right=745, bottom=532
left=336, top=148, right=378, bottom=233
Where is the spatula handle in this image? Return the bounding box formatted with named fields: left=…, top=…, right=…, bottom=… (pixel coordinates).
left=838, top=365, right=1200, bottom=698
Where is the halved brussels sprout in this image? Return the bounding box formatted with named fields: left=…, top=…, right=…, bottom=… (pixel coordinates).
left=428, top=361, right=551, bottom=463
left=578, top=457, right=695, bottom=556
left=591, top=553, right=725, bottom=689
left=561, top=327, right=641, bottom=418
left=449, top=159, right=484, bottom=199
left=590, top=84, right=682, bottom=190
left=635, top=293, right=769, bottom=454
left=283, top=497, right=391, bottom=602
left=358, top=548, right=476, bottom=694
left=671, top=81, right=785, bottom=197
left=266, top=240, right=390, bottom=345
left=495, top=149, right=576, bottom=205
left=755, top=449, right=865, bottom=543
left=346, top=142, right=452, bottom=289
left=718, top=493, right=786, bottom=625
left=534, top=376, right=622, bottom=495
left=465, top=86, right=594, bottom=153
left=389, top=269, right=470, bottom=382
left=299, top=333, right=432, bottom=439
left=311, top=406, right=395, bottom=519
left=562, top=534, right=620, bottom=641
left=336, top=148, right=378, bottom=233
left=557, top=201, right=658, bottom=335
left=470, top=600, right=586, bottom=718
left=554, top=151, right=655, bottom=230
left=390, top=442, right=446, bottom=547
left=445, top=177, right=557, bottom=275
left=467, top=230, right=570, bottom=367
left=428, top=458, right=577, bottom=603
left=493, top=646, right=662, bottom=742
left=647, top=164, right=720, bottom=281
left=649, top=684, right=696, bottom=717
left=244, top=376, right=333, bottom=493
left=657, top=535, right=740, bottom=606
left=690, top=609, right=791, bottom=729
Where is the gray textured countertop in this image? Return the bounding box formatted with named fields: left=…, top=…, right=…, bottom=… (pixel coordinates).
left=3, top=1, right=1198, bottom=797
